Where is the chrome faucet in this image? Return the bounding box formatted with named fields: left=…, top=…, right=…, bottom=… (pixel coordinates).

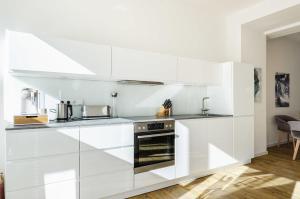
left=201, top=97, right=210, bottom=115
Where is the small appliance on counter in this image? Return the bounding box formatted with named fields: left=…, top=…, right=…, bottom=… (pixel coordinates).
left=82, top=105, right=111, bottom=119
left=14, top=88, right=49, bottom=125
left=57, top=101, right=73, bottom=122
left=21, top=88, right=40, bottom=115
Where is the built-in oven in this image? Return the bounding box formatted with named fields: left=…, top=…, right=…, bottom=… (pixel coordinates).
left=134, top=120, right=175, bottom=174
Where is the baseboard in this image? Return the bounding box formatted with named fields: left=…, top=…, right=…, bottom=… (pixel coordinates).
left=267, top=140, right=293, bottom=148
left=254, top=151, right=268, bottom=157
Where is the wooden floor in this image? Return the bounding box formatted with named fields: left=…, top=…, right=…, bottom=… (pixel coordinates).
left=130, top=144, right=300, bottom=199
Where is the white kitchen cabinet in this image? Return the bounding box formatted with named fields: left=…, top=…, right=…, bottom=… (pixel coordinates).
left=6, top=127, right=79, bottom=160
left=80, top=146, right=133, bottom=177
left=80, top=124, right=134, bottom=151
left=134, top=166, right=175, bottom=189
left=232, top=63, right=254, bottom=116
left=234, top=116, right=254, bottom=163
left=175, top=118, right=235, bottom=177
left=207, top=62, right=254, bottom=116
left=8, top=30, right=111, bottom=80
left=80, top=169, right=134, bottom=199
left=175, top=121, right=190, bottom=178
left=177, top=57, right=222, bottom=86
left=5, top=153, right=79, bottom=191
left=112, top=47, right=177, bottom=82
left=6, top=180, right=79, bottom=199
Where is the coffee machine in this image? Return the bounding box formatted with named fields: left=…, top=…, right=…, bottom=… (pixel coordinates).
left=21, top=88, right=40, bottom=115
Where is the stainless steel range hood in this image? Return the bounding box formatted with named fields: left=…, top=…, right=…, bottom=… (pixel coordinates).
left=117, top=80, right=164, bottom=86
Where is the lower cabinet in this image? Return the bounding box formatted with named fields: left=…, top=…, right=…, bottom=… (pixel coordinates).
left=234, top=116, right=254, bottom=163
left=80, top=147, right=133, bottom=177
left=6, top=153, right=79, bottom=191
left=80, top=169, right=134, bottom=199
left=6, top=180, right=79, bottom=199
left=175, top=118, right=236, bottom=178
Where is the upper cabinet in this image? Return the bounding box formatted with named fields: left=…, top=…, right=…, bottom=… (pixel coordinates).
left=232, top=63, right=254, bottom=116
left=111, top=47, right=177, bottom=82
left=207, top=62, right=254, bottom=116
left=8, top=31, right=111, bottom=80
left=177, top=57, right=222, bottom=86
left=7, top=31, right=224, bottom=85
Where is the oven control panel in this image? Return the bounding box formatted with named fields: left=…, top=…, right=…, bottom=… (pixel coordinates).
left=134, top=120, right=175, bottom=133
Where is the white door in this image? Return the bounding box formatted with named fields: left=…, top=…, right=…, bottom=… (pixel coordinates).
left=233, top=63, right=254, bottom=116
left=234, top=116, right=254, bottom=163
left=112, top=47, right=177, bottom=82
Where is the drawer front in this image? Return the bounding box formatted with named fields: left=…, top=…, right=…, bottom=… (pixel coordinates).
left=80, top=124, right=134, bottom=151
left=80, top=170, right=134, bottom=199
left=134, top=166, right=175, bottom=189
left=6, top=153, right=79, bottom=191
left=6, top=180, right=79, bottom=199
left=80, top=147, right=133, bottom=177
left=6, top=127, right=79, bottom=160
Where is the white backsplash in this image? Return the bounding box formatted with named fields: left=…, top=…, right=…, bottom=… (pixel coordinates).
left=4, top=75, right=207, bottom=122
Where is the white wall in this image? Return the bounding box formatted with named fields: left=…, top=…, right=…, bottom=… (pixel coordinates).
left=241, top=26, right=267, bottom=156
left=0, top=0, right=228, bottom=62
left=0, top=28, right=6, bottom=171
left=225, top=1, right=300, bottom=156
left=267, top=37, right=300, bottom=145
left=4, top=75, right=207, bottom=122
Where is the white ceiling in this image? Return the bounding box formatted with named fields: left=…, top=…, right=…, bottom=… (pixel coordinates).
left=181, top=0, right=264, bottom=15
left=0, top=0, right=264, bottom=30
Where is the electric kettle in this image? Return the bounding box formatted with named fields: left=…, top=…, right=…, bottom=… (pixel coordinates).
left=57, top=101, right=73, bottom=121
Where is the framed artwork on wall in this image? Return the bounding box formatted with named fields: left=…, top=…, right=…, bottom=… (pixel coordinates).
left=275, top=72, right=290, bottom=107
left=254, top=68, right=262, bottom=102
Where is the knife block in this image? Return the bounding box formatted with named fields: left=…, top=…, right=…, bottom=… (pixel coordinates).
left=157, top=106, right=172, bottom=117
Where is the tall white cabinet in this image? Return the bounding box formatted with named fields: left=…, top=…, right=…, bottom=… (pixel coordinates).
left=207, top=62, right=254, bottom=163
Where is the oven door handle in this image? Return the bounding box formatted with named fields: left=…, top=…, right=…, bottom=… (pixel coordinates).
left=137, top=132, right=175, bottom=139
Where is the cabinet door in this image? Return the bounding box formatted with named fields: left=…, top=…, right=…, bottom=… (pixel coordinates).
left=80, top=169, right=133, bottom=199
left=177, top=57, right=222, bottom=85
left=8, top=31, right=111, bottom=79
left=176, top=119, right=208, bottom=175
left=5, top=153, right=79, bottom=191
left=207, top=118, right=236, bottom=169
left=112, top=47, right=177, bottom=82
left=175, top=121, right=190, bottom=178
left=6, top=127, right=79, bottom=160
left=176, top=118, right=235, bottom=177
left=80, top=146, right=133, bottom=177
left=233, top=63, right=254, bottom=115
left=6, top=180, right=79, bottom=199
left=80, top=124, right=134, bottom=151
left=234, top=116, right=254, bottom=163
